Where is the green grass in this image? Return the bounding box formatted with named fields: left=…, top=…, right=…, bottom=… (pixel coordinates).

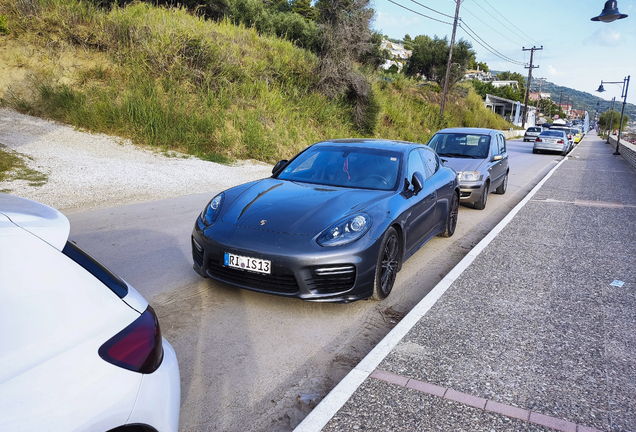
left=0, top=145, right=48, bottom=187
left=0, top=0, right=515, bottom=164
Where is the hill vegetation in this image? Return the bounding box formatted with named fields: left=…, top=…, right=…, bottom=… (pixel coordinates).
left=0, top=0, right=512, bottom=165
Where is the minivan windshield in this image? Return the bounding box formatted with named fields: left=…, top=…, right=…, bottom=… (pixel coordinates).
left=427, top=133, right=490, bottom=159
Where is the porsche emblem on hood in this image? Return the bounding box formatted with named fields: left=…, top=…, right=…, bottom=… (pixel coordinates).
left=260, top=220, right=267, bottom=226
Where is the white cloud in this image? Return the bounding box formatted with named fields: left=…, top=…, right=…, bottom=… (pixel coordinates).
left=585, top=28, right=621, bottom=47
left=547, top=65, right=563, bottom=77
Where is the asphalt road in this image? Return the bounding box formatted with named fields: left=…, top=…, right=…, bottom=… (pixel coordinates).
left=67, top=138, right=562, bottom=432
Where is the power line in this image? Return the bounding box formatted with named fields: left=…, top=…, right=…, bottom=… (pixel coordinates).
left=478, top=0, right=541, bottom=46
left=385, top=0, right=453, bottom=25
left=459, top=19, right=526, bottom=66
left=461, top=5, right=526, bottom=48
left=406, top=0, right=455, bottom=19
left=468, top=1, right=529, bottom=46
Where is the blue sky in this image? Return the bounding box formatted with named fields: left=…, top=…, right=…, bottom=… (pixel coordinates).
left=372, top=0, right=636, bottom=103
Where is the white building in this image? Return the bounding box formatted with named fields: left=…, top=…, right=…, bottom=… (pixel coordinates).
left=380, top=40, right=412, bottom=72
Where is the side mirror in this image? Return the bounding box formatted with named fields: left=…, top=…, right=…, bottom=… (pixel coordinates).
left=272, top=160, right=288, bottom=176
left=411, top=172, right=424, bottom=194
left=493, top=155, right=503, bottom=161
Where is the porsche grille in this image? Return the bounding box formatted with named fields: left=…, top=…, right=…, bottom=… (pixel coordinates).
left=207, top=259, right=299, bottom=294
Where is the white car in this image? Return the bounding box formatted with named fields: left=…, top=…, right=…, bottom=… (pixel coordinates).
left=0, top=194, right=180, bottom=432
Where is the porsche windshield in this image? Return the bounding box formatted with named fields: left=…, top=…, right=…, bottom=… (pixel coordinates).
left=428, top=133, right=491, bottom=159
left=276, top=145, right=401, bottom=190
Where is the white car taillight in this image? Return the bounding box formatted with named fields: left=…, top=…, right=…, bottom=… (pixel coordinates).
left=98, top=306, right=163, bottom=374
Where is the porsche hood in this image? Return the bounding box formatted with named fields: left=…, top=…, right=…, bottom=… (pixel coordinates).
left=220, top=179, right=384, bottom=236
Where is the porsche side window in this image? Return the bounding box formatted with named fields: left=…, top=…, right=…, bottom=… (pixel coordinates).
left=419, top=148, right=438, bottom=178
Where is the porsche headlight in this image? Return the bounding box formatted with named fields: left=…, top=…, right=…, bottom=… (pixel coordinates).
left=200, top=193, right=224, bottom=226
left=317, top=213, right=371, bottom=247
left=458, top=171, right=480, bottom=182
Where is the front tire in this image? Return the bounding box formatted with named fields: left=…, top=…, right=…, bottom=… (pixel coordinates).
left=495, top=172, right=508, bottom=195
left=474, top=181, right=488, bottom=210
left=440, top=192, right=459, bottom=238
left=371, top=227, right=400, bottom=301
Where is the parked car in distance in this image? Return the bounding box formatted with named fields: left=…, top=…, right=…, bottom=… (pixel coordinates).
left=0, top=194, right=180, bottom=432
left=427, top=128, right=509, bottom=211
left=549, top=125, right=574, bottom=147
left=192, top=139, right=460, bottom=302
left=570, top=127, right=582, bottom=144
left=523, top=126, right=543, bottom=142
left=533, top=129, right=571, bottom=155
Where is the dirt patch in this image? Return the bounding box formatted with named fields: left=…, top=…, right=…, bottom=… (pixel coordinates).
left=0, top=36, right=109, bottom=101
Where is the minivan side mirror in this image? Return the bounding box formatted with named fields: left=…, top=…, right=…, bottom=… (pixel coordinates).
left=272, top=160, right=289, bottom=175
left=493, top=155, right=503, bottom=161
left=411, top=172, right=424, bottom=194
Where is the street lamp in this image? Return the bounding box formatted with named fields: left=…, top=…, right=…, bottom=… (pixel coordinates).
left=596, top=76, right=630, bottom=155
left=591, top=1, right=628, bottom=22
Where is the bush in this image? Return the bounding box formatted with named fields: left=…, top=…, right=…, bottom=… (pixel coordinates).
left=0, top=14, right=9, bottom=34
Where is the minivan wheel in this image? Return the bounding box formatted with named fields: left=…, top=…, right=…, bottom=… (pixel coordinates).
left=495, top=172, right=508, bottom=195
left=371, top=227, right=400, bottom=301
left=474, top=182, right=488, bottom=210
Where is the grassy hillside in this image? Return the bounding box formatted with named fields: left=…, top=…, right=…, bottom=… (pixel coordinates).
left=0, top=0, right=513, bottom=165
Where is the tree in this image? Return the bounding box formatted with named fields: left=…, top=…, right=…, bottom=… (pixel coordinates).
left=495, top=71, right=526, bottom=96
left=265, top=0, right=292, bottom=13
left=406, top=35, right=475, bottom=88
left=469, top=60, right=488, bottom=72
left=313, top=0, right=381, bottom=132
left=537, top=99, right=566, bottom=120
left=291, top=0, right=315, bottom=20
left=598, top=110, right=629, bottom=131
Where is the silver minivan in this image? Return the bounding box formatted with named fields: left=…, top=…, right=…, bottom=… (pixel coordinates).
left=427, top=128, right=509, bottom=210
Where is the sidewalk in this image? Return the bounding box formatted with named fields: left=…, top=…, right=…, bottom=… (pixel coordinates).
left=295, top=132, right=636, bottom=432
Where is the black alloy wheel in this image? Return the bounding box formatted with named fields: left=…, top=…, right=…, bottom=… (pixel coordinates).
left=371, top=227, right=400, bottom=300
left=440, top=192, right=459, bottom=238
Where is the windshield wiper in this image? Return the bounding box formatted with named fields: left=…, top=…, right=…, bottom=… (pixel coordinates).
left=438, top=152, right=477, bottom=158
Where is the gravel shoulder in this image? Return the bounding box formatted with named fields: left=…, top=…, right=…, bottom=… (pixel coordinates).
left=0, top=108, right=273, bottom=214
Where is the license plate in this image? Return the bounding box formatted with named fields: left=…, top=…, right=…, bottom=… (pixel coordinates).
left=224, top=252, right=271, bottom=274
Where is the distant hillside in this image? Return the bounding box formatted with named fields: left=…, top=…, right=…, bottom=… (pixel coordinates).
left=491, top=72, right=635, bottom=120
left=536, top=80, right=635, bottom=120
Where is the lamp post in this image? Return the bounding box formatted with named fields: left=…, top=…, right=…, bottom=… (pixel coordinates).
left=596, top=76, right=630, bottom=155
left=591, top=1, right=628, bottom=22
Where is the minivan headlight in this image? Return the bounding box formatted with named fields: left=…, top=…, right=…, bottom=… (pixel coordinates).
left=200, top=193, right=224, bottom=226
left=458, top=171, right=480, bottom=182
left=317, top=213, right=371, bottom=247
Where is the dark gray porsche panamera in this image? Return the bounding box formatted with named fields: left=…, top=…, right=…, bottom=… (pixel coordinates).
left=191, top=139, right=460, bottom=302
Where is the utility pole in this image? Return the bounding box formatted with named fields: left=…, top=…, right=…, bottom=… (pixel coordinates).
left=521, top=46, right=542, bottom=128
left=440, top=0, right=462, bottom=118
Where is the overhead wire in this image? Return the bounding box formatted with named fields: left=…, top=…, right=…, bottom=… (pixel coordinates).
left=405, top=0, right=455, bottom=19
left=385, top=0, right=528, bottom=67
left=478, top=0, right=541, bottom=46
left=385, top=0, right=453, bottom=25
left=459, top=19, right=526, bottom=66
left=468, top=1, right=529, bottom=46
left=461, top=5, right=527, bottom=48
